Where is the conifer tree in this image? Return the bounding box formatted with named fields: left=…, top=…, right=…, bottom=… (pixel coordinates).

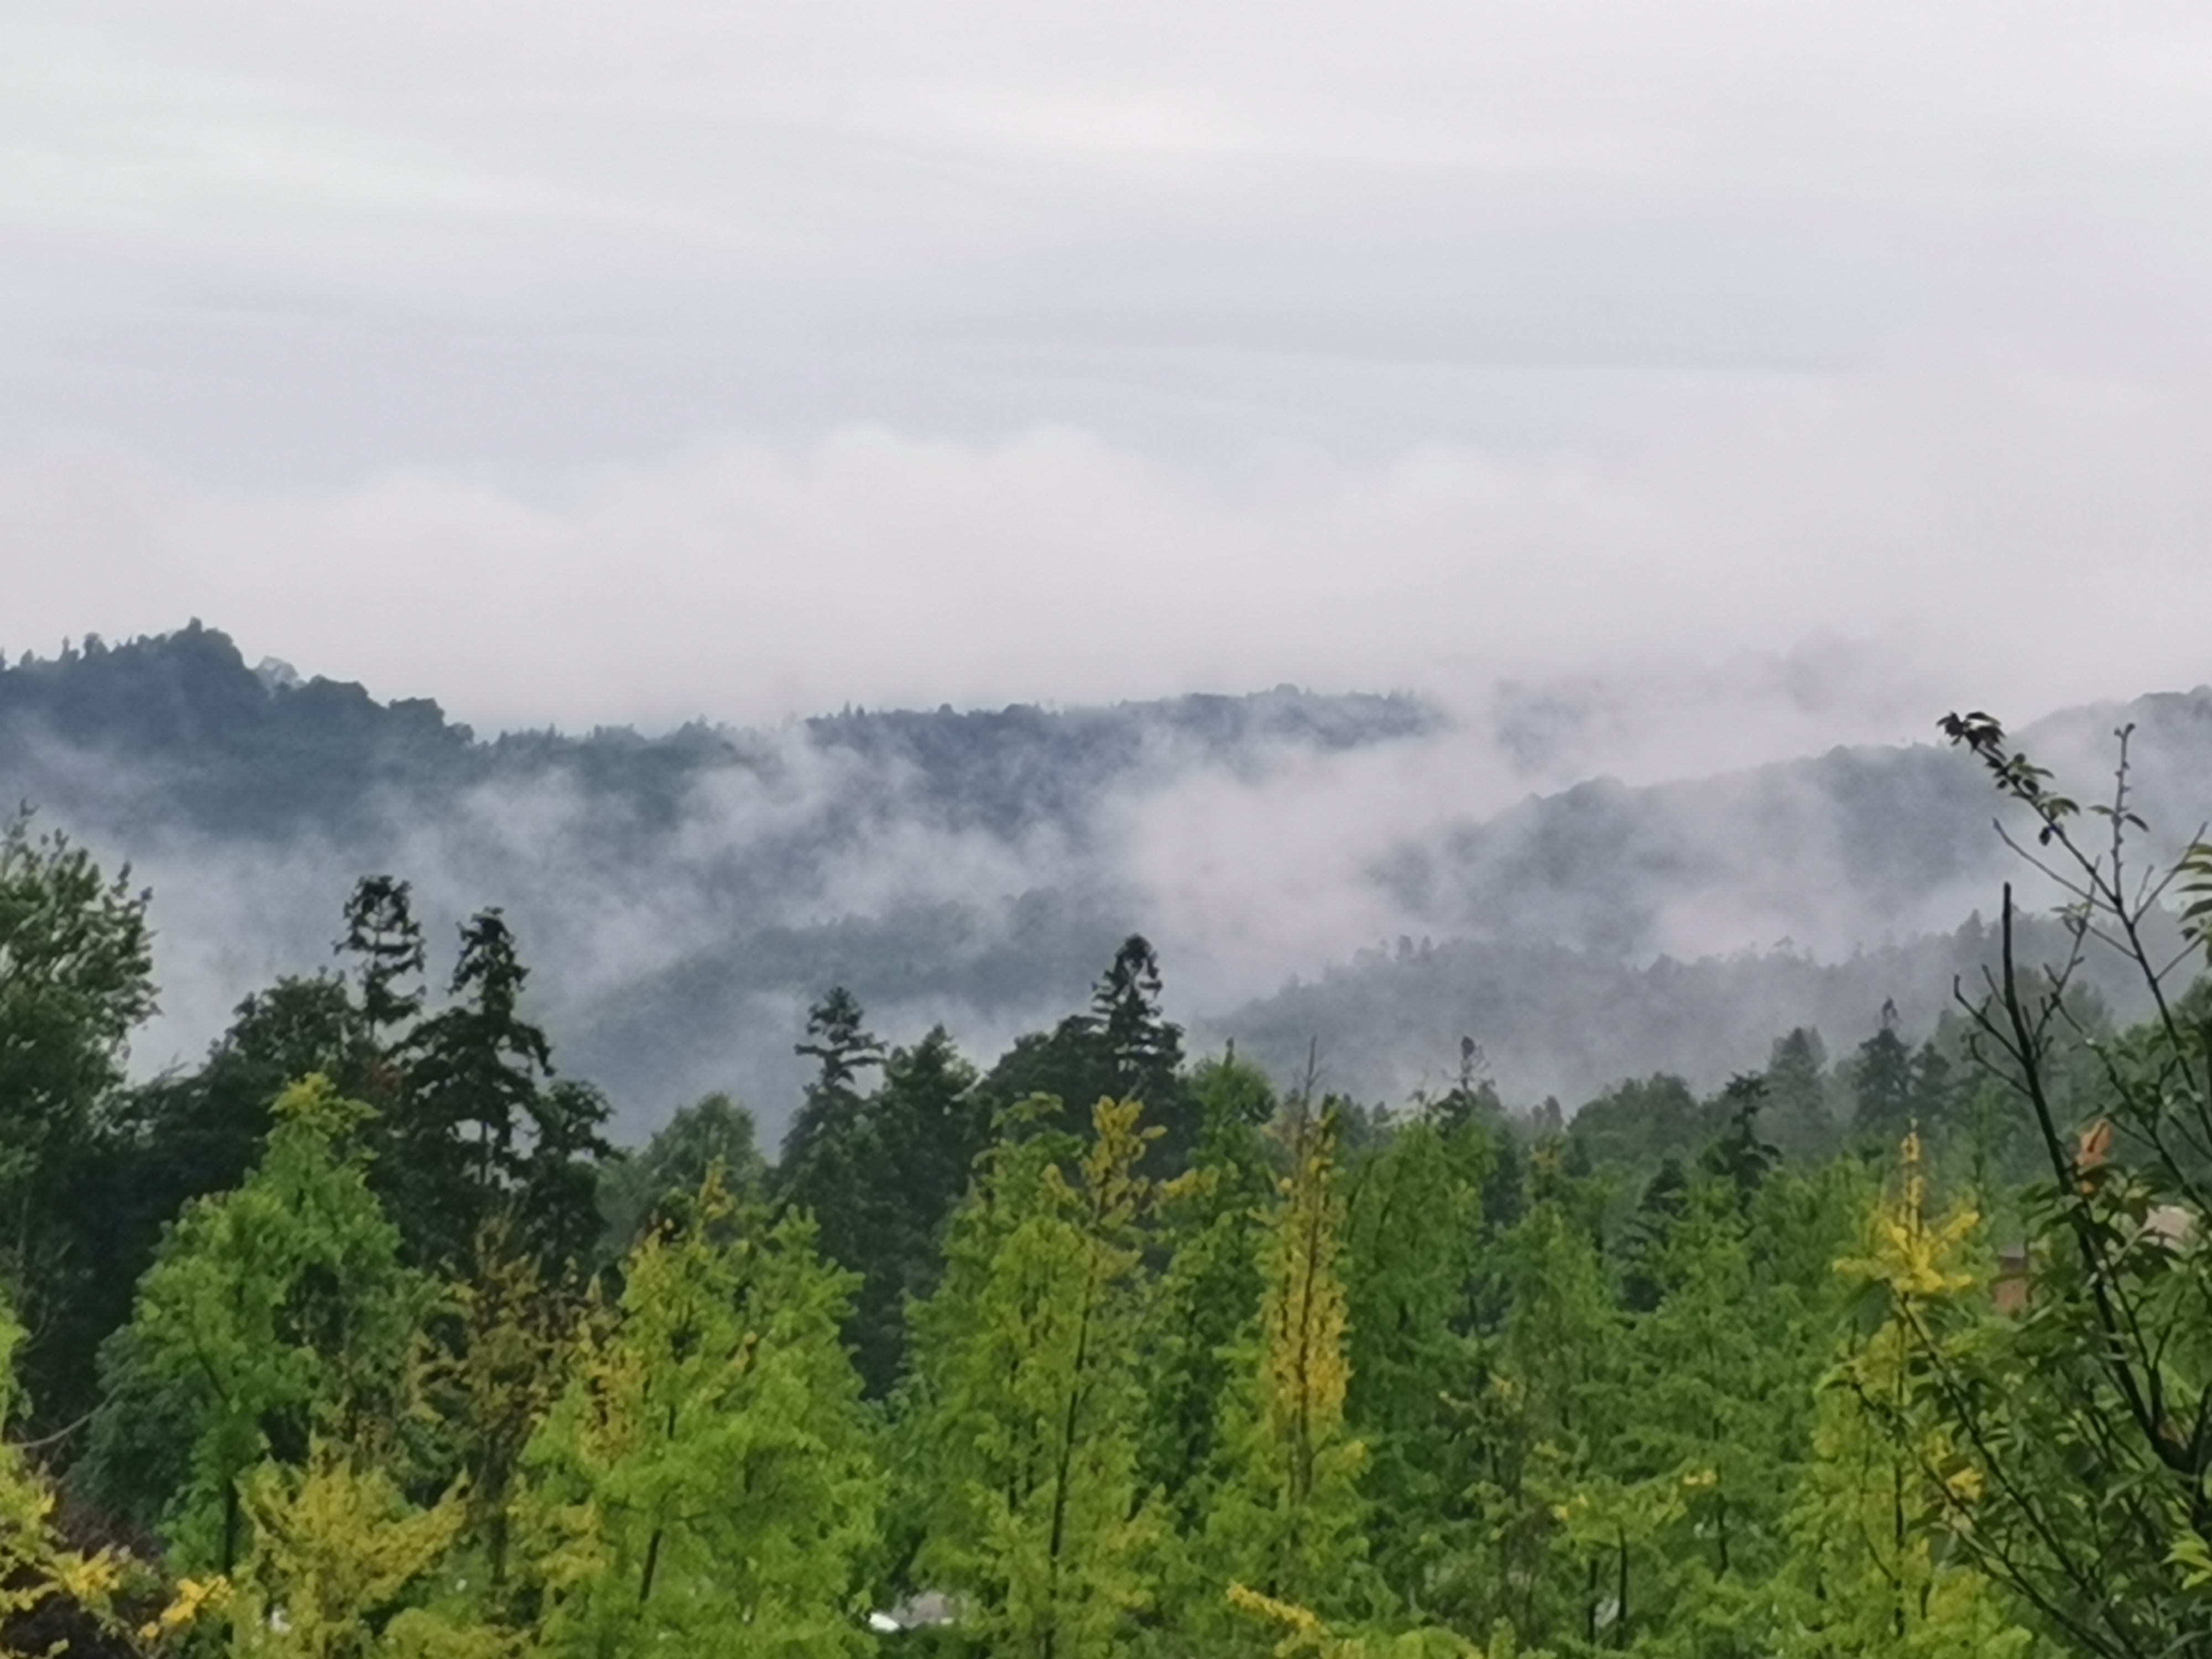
left=1780, top=1135, right=2039, bottom=1657
left=1093, top=935, right=1194, bottom=1165
left=420, top=1213, right=579, bottom=1600
left=395, top=910, right=609, bottom=1271
left=846, top=1024, right=983, bottom=1396
left=1190, top=1099, right=1374, bottom=1651
left=1763, top=1029, right=1834, bottom=1159
left=1141, top=1054, right=1276, bottom=1512
left=520, top=1175, right=881, bottom=1657
left=597, top=1091, right=766, bottom=1252
left=778, top=986, right=884, bottom=1269
left=1590, top=1162, right=1850, bottom=1652
left=1452, top=1147, right=1620, bottom=1648
left=1340, top=1105, right=1499, bottom=1614
left=1699, top=1074, right=1780, bottom=1201
left=905, top=1097, right=1161, bottom=1656
left=226, top=1438, right=492, bottom=1659
left=337, top=875, right=426, bottom=1078
left=1849, top=1011, right=1916, bottom=1144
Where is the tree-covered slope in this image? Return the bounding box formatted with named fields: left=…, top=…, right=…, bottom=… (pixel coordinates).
left=4, top=622, right=2208, bottom=1132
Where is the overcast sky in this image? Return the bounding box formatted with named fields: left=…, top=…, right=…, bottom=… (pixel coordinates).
left=8, top=3, right=2212, bottom=735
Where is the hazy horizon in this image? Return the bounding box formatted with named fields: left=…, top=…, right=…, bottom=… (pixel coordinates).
left=11, top=5, right=2212, bottom=742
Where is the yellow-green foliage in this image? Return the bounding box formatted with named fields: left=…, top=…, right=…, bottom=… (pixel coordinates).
left=86, top=1075, right=428, bottom=1574
left=226, top=1439, right=494, bottom=1659
left=518, top=1171, right=881, bottom=1658
left=1194, top=1100, right=1373, bottom=1646
left=906, top=1096, right=1162, bottom=1658
left=0, top=1295, right=125, bottom=1644
left=1225, top=1585, right=1547, bottom=1659
left=1781, top=1135, right=2041, bottom=1658
left=420, top=1215, right=579, bottom=1599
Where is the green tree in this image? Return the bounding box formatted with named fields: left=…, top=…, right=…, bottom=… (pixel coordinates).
left=225, top=1438, right=493, bottom=1659
left=1140, top=1054, right=1276, bottom=1512
left=1763, top=1029, right=1834, bottom=1160
left=1339, top=1107, right=1499, bottom=1616
left=419, top=1214, right=580, bottom=1602
left=1092, top=936, right=1194, bottom=1163
left=1447, top=1148, right=1621, bottom=1650
left=82, top=1077, right=429, bottom=1573
left=337, top=874, right=427, bottom=1108
left=395, top=910, right=609, bottom=1271
left=1699, top=1075, right=1779, bottom=1202
left=53, top=973, right=364, bottom=1435
left=1597, top=1162, right=1853, bottom=1655
left=1779, top=1135, right=2041, bottom=1658
left=1848, top=1011, right=1916, bottom=1144
left=847, top=1024, right=985, bottom=1396
left=905, top=1097, right=1162, bottom=1656
left=597, top=1091, right=766, bottom=1253
left=973, top=937, right=1194, bottom=1167
left=776, top=987, right=884, bottom=1268
left=0, top=810, right=155, bottom=1415
left=519, top=1176, right=881, bottom=1658
left=1907, top=1040, right=1959, bottom=1141
left=1188, top=1100, right=1374, bottom=1651
left=1569, top=1075, right=1708, bottom=1171
left=1899, top=711, right=2212, bottom=1656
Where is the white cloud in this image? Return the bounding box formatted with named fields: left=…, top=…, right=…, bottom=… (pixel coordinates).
left=4, top=361, right=2209, bottom=737
left=6, top=4, right=2211, bottom=771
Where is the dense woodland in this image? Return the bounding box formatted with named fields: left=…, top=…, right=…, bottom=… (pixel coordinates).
left=1, top=712, right=2210, bottom=1656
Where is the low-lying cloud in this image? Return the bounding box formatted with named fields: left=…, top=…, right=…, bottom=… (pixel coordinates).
left=9, top=363, right=2212, bottom=744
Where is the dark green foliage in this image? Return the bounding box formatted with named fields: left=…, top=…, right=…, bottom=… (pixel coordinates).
left=1848, top=1014, right=1915, bottom=1141
left=597, top=1091, right=767, bottom=1250
left=1619, top=1156, right=1692, bottom=1314
left=387, top=909, right=611, bottom=1271
left=777, top=987, right=885, bottom=1265
left=974, top=934, right=1197, bottom=1169
left=81, top=1079, right=429, bottom=1570
left=777, top=998, right=985, bottom=1396
left=1140, top=1054, right=1277, bottom=1508
left=0, top=812, right=155, bottom=1425
left=846, top=1026, right=985, bottom=1396
left=1761, top=1025, right=1837, bottom=1158
left=1568, top=1073, right=1712, bottom=1169
left=1908, top=1037, right=1961, bottom=1136
left=513, top=1079, right=617, bottom=1271
left=18, top=659, right=2212, bottom=1652
left=1340, top=1104, right=1505, bottom=1610
left=337, top=874, right=426, bottom=1099
left=50, top=974, right=364, bottom=1429
left=1700, top=1072, right=1781, bottom=1200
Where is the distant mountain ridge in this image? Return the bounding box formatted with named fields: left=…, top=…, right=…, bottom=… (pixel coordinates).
left=0, top=622, right=1434, bottom=846
left=5, top=624, right=2208, bottom=1129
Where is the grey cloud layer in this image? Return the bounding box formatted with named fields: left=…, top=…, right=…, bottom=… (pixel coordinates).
left=9, top=4, right=2212, bottom=735
left=4, top=372, right=2209, bottom=736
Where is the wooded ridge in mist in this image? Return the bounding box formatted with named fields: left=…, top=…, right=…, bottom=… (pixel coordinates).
left=4, top=622, right=2208, bottom=1128
left=0, top=699, right=2208, bottom=1655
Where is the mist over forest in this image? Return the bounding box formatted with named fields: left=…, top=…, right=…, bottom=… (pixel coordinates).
left=5, top=622, right=2201, bottom=1135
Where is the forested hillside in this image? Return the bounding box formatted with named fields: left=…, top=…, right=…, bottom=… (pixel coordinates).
left=6, top=624, right=2207, bottom=1129
left=0, top=705, right=2206, bottom=1656
left=0, top=625, right=1433, bottom=1121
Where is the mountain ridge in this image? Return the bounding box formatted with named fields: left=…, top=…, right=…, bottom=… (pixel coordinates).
left=5, top=623, right=2206, bottom=1130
